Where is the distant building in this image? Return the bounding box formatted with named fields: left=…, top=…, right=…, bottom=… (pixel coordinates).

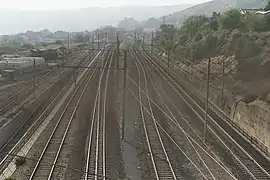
left=0, top=57, right=45, bottom=74
left=240, top=8, right=270, bottom=15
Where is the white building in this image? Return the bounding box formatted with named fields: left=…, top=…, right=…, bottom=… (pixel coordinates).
left=0, top=57, right=45, bottom=72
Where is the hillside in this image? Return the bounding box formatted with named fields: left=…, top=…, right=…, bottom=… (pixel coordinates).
left=118, top=0, right=268, bottom=30
left=152, top=1, right=270, bottom=102
left=165, top=0, right=267, bottom=24
left=0, top=5, right=193, bottom=35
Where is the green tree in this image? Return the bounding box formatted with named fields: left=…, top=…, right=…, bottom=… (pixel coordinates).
left=219, top=9, right=246, bottom=30
left=264, top=0, right=270, bottom=11
left=246, top=14, right=267, bottom=31
left=55, top=40, right=63, bottom=45
left=21, top=43, right=33, bottom=49
left=208, top=12, right=220, bottom=31
left=264, top=0, right=270, bottom=30
left=155, top=24, right=177, bottom=51
left=180, top=15, right=209, bottom=36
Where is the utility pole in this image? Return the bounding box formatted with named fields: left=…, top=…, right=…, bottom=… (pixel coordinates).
left=162, top=16, right=166, bottom=25
left=88, top=38, right=90, bottom=61
left=92, top=36, right=94, bottom=49
left=167, top=51, right=170, bottom=70
left=117, top=32, right=120, bottom=92
left=122, top=50, right=127, bottom=139
left=142, top=34, right=145, bottom=50
left=33, top=59, right=36, bottom=99
left=221, top=56, right=225, bottom=108
left=68, top=32, right=70, bottom=51
left=151, top=31, right=154, bottom=55
left=134, top=30, right=137, bottom=44
left=105, top=32, right=108, bottom=44
left=73, top=68, right=77, bottom=87
left=98, top=33, right=100, bottom=49
left=204, top=57, right=211, bottom=143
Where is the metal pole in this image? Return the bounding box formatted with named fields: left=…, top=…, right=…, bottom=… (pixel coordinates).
left=122, top=50, right=127, bottom=139
left=117, top=32, right=120, bottom=92
left=221, top=56, right=225, bottom=108
left=134, top=30, right=137, bottom=44
left=163, top=16, right=166, bottom=25
left=33, top=58, right=36, bottom=99
left=92, top=36, right=94, bottom=49
left=73, top=68, right=77, bottom=87
left=204, top=57, right=211, bottom=143
left=105, top=32, right=108, bottom=44
left=151, top=32, right=154, bottom=55
left=88, top=38, right=90, bottom=61
left=98, top=33, right=100, bottom=49
left=68, top=33, right=70, bottom=51
left=167, top=51, right=170, bottom=69
left=142, top=34, right=145, bottom=50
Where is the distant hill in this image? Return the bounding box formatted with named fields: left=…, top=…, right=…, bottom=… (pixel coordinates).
left=165, top=0, right=267, bottom=23
left=118, top=0, right=268, bottom=30
left=0, top=5, right=193, bottom=34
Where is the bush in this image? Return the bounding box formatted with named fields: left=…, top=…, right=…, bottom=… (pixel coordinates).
left=4, top=177, right=16, bottom=180
left=246, top=14, right=267, bottom=32
left=219, top=9, right=246, bottom=30
left=236, top=39, right=261, bottom=60
left=15, top=157, right=26, bottom=167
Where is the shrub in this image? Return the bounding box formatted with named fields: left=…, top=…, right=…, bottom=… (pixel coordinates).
left=4, top=177, right=16, bottom=180
left=15, top=157, right=26, bottom=167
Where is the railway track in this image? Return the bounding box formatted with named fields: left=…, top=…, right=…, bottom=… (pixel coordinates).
left=129, top=49, right=179, bottom=180
left=0, top=49, right=102, bottom=178
left=0, top=50, right=94, bottom=121
left=128, top=49, right=237, bottom=179
left=139, top=48, right=270, bottom=179
left=82, top=47, right=115, bottom=180
left=28, top=51, right=102, bottom=180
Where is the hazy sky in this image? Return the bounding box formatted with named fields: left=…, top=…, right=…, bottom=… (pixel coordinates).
left=0, top=0, right=211, bottom=10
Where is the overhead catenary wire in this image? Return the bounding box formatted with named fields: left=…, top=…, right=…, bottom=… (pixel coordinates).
left=126, top=85, right=209, bottom=179
left=126, top=74, right=237, bottom=179
left=128, top=49, right=269, bottom=178
left=135, top=50, right=217, bottom=180
left=131, top=49, right=178, bottom=179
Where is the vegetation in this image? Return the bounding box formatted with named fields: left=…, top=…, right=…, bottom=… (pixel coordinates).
left=15, top=157, right=26, bottom=167
left=155, top=1, right=270, bottom=74
left=4, top=177, right=16, bottom=180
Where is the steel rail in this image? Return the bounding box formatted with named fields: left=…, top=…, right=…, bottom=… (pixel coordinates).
left=131, top=49, right=177, bottom=180
left=126, top=85, right=209, bottom=179
left=0, top=50, right=101, bottom=174
left=141, top=50, right=270, bottom=179
left=126, top=73, right=237, bottom=179
left=137, top=50, right=217, bottom=179
left=28, top=51, right=102, bottom=180
left=47, top=53, right=103, bottom=180
left=83, top=47, right=114, bottom=180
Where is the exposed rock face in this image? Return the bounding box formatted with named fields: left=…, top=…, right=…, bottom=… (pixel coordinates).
left=180, top=59, right=270, bottom=154
left=232, top=100, right=270, bottom=150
